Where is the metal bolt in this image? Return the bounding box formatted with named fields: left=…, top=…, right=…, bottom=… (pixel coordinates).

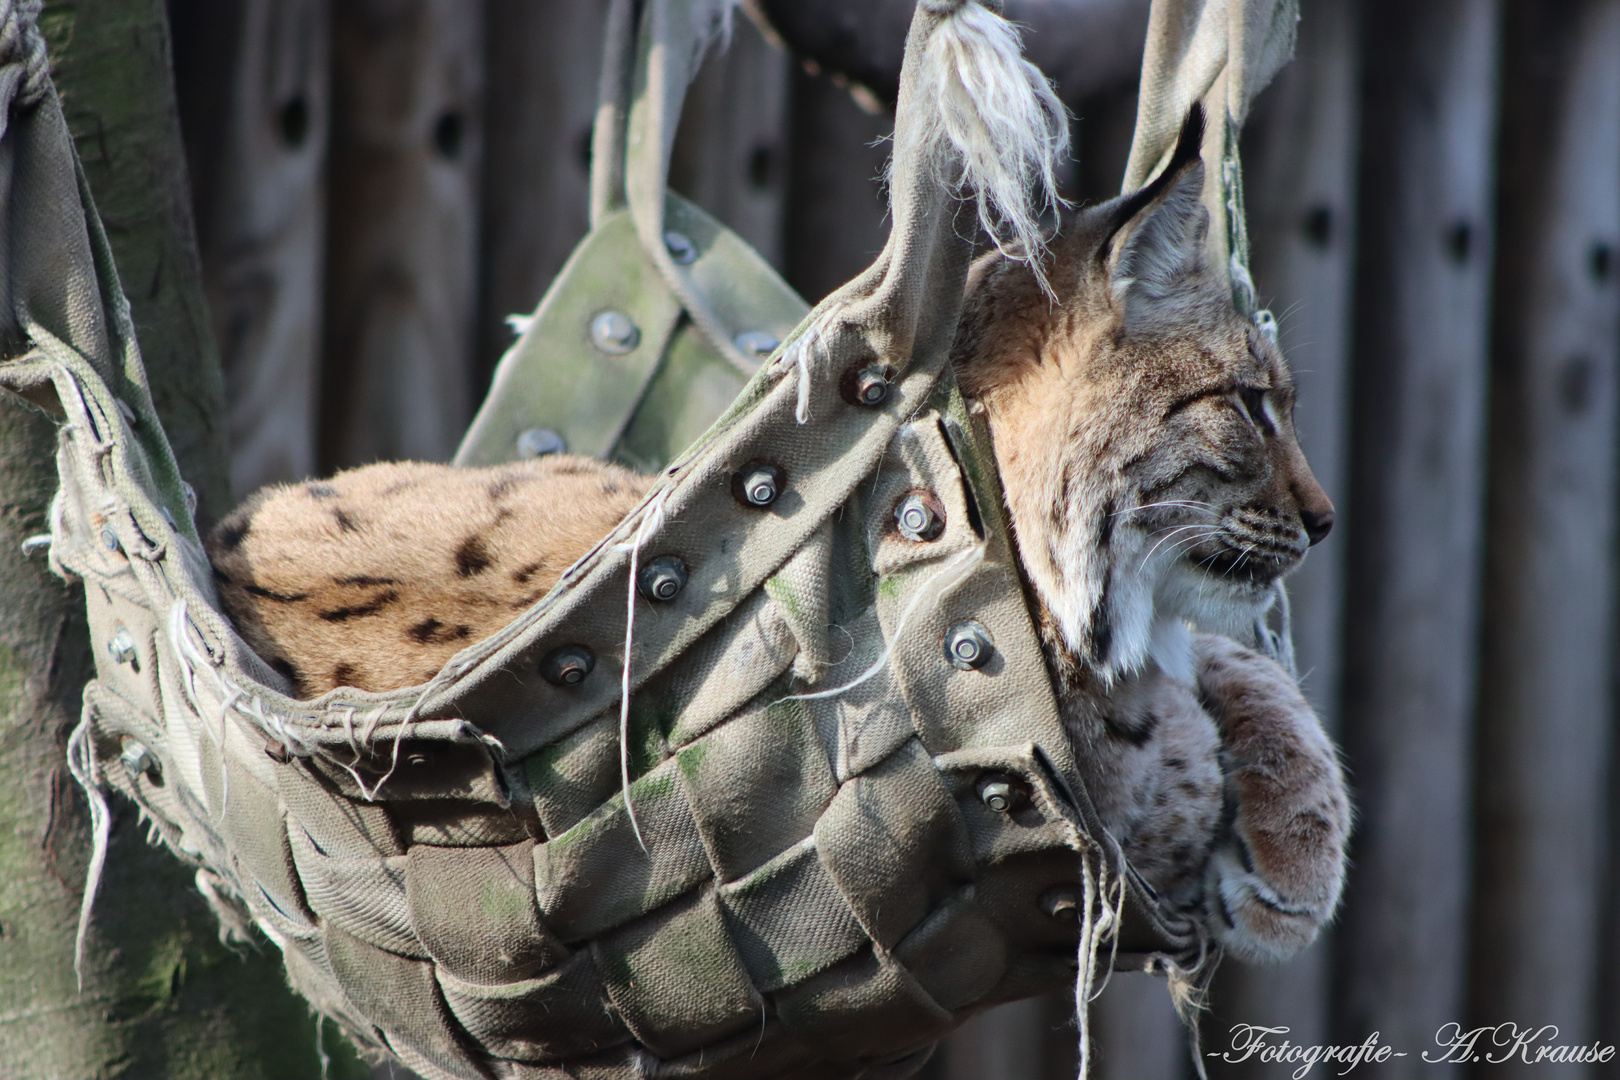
left=121, top=739, right=158, bottom=779
left=943, top=620, right=993, bottom=671
left=638, top=555, right=688, bottom=602
left=977, top=773, right=1017, bottom=813
left=590, top=310, right=641, bottom=354
left=107, top=626, right=138, bottom=666
left=540, top=645, right=595, bottom=687
left=735, top=463, right=782, bottom=508
left=895, top=492, right=944, bottom=542
left=734, top=331, right=779, bottom=360
left=664, top=231, right=698, bottom=264
left=100, top=527, right=120, bottom=554
left=1041, top=888, right=1080, bottom=922
left=852, top=364, right=889, bottom=406
left=517, top=428, right=566, bottom=459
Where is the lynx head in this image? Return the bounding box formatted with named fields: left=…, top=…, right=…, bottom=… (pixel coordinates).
left=952, top=106, right=1333, bottom=684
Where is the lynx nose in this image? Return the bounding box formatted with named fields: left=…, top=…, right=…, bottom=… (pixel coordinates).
left=1301, top=505, right=1334, bottom=546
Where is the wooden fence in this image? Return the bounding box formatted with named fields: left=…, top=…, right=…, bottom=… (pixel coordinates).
left=163, top=1, right=1620, bottom=1077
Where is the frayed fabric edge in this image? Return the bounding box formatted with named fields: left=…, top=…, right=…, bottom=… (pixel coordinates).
left=914, top=1, right=1069, bottom=299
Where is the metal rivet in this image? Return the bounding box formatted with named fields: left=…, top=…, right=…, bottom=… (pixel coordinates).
left=943, top=620, right=993, bottom=671
left=1041, top=888, right=1080, bottom=922
left=977, top=773, right=1017, bottom=813
left=734, top=463, right=783, bottom=508
left=517, top=428, right=566, bottom=458
left=664, top=231, right=697, bottom=264
left=590, top=311, right=641, bottom=354
left=638, top=555, right=688, bottom=602
left=540, top=645, right=595, bottom=686
left=264, top=739, right=291, bottom=764
left=100, top=527, right=120, bottom=554
left=108, top=626, right=138, bottom=666
left=121, top=739, right=158, bottom=779
left=734, top=331, right=779, bottom=360
left=895, top=492, right=944, bottom=542
left=852, top=364, right=889, bottom=406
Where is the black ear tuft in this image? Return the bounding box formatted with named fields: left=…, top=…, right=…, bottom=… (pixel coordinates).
left=1101, top=104, right=1211, bottom=329
left=1164, top=104, right=1206, bottom=180
left=1100, top=104, right=1206, bottom=254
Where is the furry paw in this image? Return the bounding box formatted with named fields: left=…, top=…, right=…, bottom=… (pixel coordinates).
left=1194, top=633, right=1351, bottom=962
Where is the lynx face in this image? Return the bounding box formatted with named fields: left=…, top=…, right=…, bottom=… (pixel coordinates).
left=953, top=120, right=1333, bottom=682
left=953, top=112, right=1349, bottom=961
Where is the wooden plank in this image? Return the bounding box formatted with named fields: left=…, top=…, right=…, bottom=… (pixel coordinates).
left=669, top=14, right=792, bottom=269
left=475, top=0, right=608, bottom=390
left=1204, top=0, right=1360, bottom=1069
left=930, top=999, right=1047, bottom=1080
left=781, top=68, right=893, bottom=304
left=745, top=0, right=1148, bottom=114
left=1334, top=0, right=1501, bottom=1064
left=321, top=0, right=484, bottom=470
left=173, top=0, right=330, bottom=498
left=1090, top=973, right=1186, bottom=1080
left=1470, top=0, right=1620, bottom=1060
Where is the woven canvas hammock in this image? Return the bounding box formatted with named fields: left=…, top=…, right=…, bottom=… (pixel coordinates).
left=0, top=0, right=1297, bottom=1077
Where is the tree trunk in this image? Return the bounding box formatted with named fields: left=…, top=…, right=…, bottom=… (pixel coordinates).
left=44, top=0, right=231, bottom=530
left=0, top=2, right=365, bottom=1076
left=1470, top=0, right=1620, bottom=1066
left=1334, top=0, right=1501, bottom=1066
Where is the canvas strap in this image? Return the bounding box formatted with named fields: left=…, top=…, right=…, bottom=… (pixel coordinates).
left=456, top=0, right=808, bottom=469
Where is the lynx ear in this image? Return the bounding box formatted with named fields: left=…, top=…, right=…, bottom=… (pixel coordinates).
left=1104, top=107, right=1210, bottom=328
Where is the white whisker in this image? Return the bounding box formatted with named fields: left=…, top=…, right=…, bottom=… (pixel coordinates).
left=1151, top=530, right=1225, bottom=571
left=1111, top=499, right=1219, bottom=518
left=1137, top=525, right=1222, bottom=573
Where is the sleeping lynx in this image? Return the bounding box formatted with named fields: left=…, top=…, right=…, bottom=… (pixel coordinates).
left=208, top=109, right=1348, bottom=964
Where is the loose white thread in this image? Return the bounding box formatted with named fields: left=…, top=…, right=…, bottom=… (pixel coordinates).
left=783, top=544, right=984, bottom=705
left=315, top=1014, right=331, bottom=1080
left=774, top=304, right=843, bottom=426
left=617, top=487, right=672, bottom=852
left=65, top=705, right=110, bottom=990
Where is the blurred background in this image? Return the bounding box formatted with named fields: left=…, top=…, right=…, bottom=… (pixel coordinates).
left=152, top=0, right=1620, bottom=1076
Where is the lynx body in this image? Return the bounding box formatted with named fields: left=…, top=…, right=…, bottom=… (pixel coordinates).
left=207, top=112, right=1348, bottom=965
left=209, top=457, right=649, bottom=699
left=949, top=110, right=1349, bottom=960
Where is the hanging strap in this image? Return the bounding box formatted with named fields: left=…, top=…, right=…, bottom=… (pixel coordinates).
left=1122, top=0, right=1298, bottom=320
left=457, top=0, right=808, bottom=469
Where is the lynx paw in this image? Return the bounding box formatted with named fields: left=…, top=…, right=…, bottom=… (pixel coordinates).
left=1194, top=633, right=1350, bottom=962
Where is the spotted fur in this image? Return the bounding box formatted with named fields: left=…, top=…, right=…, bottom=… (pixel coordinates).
left=950, top=107, right=1350, bottom=962
left=208, top=457, right=649, bottom=699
